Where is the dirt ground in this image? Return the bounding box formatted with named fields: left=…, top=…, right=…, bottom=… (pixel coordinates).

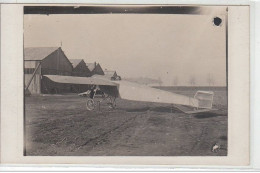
left=25, top=88, right=227, bottom=156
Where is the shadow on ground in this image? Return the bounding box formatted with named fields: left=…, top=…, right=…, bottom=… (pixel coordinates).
left=219, top=135, right=227, bottom=141
left=124, top=106, right=180, bottom=113
left=194, top=112, right=226, bottom=119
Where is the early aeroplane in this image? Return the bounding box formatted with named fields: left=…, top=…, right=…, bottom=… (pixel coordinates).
left=42, top=74, right=215, bottom=114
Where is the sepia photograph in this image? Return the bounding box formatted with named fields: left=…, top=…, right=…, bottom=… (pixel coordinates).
left=23, top=5, right=228, bottom=156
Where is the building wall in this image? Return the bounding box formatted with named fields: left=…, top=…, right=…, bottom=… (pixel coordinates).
left=41, top=48, right=73, bottom=76
left=25, top=74, right=41, bottom=94
left=72, top=61, right=91, bottom=77
left=24, top=61, right=41, bottom=94
left=24, top=60, right=39, bottom=68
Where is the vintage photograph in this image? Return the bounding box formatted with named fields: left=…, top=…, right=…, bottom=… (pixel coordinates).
left=24, top=6, right=228, bottom=156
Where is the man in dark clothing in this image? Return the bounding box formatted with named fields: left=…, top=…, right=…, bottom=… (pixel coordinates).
left=89, top=85, right=96, bottom=99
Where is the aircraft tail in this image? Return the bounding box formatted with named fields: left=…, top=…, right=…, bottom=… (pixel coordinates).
left=174, top=90, right=216, bottom=114
left=194, top=90, right=214, bottom=109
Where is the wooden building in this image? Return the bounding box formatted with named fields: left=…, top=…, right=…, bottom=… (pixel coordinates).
left=86, top=62, right=105, bottom=76
left=70, top=59, right=91, bottom=77
left=24, top=47, right=73, bottom=94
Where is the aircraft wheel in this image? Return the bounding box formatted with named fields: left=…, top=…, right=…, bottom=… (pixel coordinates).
left=86, top=99, right=95, bottom=110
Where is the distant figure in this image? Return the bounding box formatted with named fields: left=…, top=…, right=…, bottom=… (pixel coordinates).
left=89, top=85, right=97, bottom=99
left=212, top=143, right=220, bottom=153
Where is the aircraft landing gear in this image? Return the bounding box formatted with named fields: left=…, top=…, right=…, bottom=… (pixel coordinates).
left=86, top=99, right=95, bottom=111
left=86, top=97, right=116, bottom=111
left=107, top=97, right=116, bottom=109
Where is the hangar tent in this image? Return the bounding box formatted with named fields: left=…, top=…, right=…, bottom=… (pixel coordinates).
left=24, top=47, right=73, bottom=94
left=69, top=59, right=92, bottom=77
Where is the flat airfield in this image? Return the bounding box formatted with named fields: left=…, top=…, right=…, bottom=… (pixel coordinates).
left=25, top=87, right=227, bottom=156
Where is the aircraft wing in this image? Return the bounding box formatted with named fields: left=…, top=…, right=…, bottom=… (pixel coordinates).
left=43, top=75, right=118, bottom=86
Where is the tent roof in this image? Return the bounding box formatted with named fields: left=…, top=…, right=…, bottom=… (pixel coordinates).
left=69, top=59, right=83, bottom=68
left=24, top=47, right=59, bottom=60
left=86, top=63, right=96, bottom=71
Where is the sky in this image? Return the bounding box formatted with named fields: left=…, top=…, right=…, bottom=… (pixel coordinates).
left=24, top=8, right=227, bottom=86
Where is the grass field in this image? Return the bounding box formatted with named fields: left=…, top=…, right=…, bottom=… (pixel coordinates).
left=25, top=87, right=227, bottom=156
